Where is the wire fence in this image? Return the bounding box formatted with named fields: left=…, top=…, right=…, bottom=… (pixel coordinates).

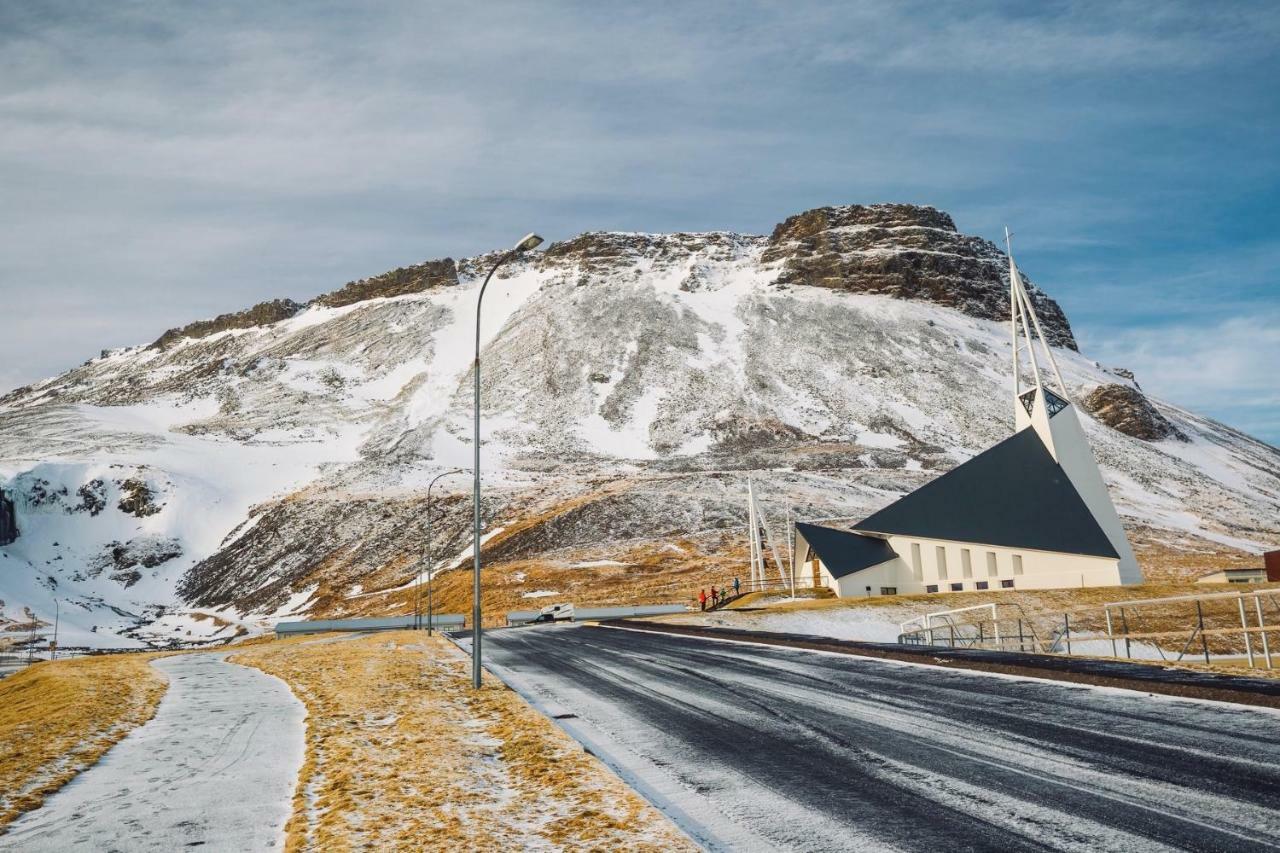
left=898, top=589, right=1280, bottom=669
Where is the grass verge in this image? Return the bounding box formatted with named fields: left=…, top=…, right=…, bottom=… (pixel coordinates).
left=232, top=631, right=693, bottom=852
left=0, top=654, right=167, bottom=830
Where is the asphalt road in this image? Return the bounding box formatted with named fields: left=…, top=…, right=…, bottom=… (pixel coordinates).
left=479, top=624, right=1280, bottom=853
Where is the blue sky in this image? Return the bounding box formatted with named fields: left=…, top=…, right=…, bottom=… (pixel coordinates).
left=1, top=1, right=1277, bottom=443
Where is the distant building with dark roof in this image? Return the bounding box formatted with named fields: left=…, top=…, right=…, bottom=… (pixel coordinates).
left=794, top=242, right=1144, bottom=598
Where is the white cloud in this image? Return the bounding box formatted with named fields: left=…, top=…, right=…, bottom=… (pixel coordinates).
left=1092, top=312, right=1280, bottom=444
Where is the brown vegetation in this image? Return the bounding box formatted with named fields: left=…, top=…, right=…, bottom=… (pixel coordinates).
left=231, top=632, right=692, bottom=852
left=0, top=654, right=167, bottom=830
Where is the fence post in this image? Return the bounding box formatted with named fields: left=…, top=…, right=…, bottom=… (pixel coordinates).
left=1257, top=596, right=1273, bottom=670
left=1197, top=600, right=1210, bottom=665
left=1017, top=618, right=1024, bottom=652
left=1064, top=613, right=1072, bottom=656
left=1120, top=607, right=1132, bottom=658
left=1238, top=596, right=1254, bottom=668
left=1106, top=607, right=1116, bottom=657
left=978, top=621, right=985, bottom=647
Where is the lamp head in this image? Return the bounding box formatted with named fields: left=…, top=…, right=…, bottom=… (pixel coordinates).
left=513, top=233, right=543, bottom=253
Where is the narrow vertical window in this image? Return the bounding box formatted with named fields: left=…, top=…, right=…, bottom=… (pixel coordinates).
left=986, top=551, right=998, bottom=577
left=961, top=548, right=973, bottom=579
left=911, top=543, right=923, bottom=581
left=936, top=546, right=948, bottom=580
left=1013, top=554, right=1024, bottom=576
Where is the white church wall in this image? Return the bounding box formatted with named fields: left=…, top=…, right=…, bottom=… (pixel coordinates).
left=816, top=535, right=1124, bottom=598
left=825, top=558, right=910, bottom=598
left=882, top=534, right=1123, bottom=593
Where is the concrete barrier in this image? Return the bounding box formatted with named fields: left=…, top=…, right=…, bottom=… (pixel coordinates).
left=275, top=614, right=465, bottom=637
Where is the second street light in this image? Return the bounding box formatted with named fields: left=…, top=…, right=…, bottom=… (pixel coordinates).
left=472, top=231, right=543, bottom=689
left=417, top=467, right=463, bottom=635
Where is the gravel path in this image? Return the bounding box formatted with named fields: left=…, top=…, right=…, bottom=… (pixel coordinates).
left=481, top=624, right=1280, bottom=853
left=3, top=653, right=305, bottom=852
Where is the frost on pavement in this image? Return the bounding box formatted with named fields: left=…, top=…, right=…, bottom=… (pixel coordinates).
left=2, top=653, right=305, bottom=851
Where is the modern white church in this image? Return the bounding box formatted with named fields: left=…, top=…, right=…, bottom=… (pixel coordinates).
left=795, top=238, right=1144, bottom=598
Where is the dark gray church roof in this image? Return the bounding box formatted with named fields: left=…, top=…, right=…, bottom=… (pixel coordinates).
left=795, top=522, right=898, bottom=579
left=854, top=427, right=1120, bottom=559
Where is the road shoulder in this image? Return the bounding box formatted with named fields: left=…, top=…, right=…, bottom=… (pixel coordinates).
left=234, top=630, right=694, bottom=852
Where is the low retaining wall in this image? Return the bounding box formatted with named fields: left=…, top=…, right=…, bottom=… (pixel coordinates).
left=275, top=614, right=465, bottom=637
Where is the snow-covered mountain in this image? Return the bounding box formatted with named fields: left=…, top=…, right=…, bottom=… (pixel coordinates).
left=2, top=204, right=1277, bottom=647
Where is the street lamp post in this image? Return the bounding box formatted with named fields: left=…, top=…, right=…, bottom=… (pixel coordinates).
left=416, top=467, right=463, bottom=635
left=473, top=232, right=543, bottom=689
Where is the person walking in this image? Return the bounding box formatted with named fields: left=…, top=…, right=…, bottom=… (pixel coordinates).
left=699, top=588, right=707, bottom=611
left=711, top=586, right=718, bottom=607
left=733, top=576, right=741, bottom=597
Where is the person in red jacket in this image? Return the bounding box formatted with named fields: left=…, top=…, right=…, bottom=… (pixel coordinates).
left=699, top=588, right=707, bottom=611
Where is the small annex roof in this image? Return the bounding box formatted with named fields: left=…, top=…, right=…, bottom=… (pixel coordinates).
left=854, top=427, right=1120, bottom=559
left=795, top=521, right=899, bottom=579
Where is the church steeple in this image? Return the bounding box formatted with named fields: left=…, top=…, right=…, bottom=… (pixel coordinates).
left=1006, top=230, right=1142, bottom=584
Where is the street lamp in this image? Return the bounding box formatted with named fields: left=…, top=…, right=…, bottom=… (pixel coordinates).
left=416, top=468, right=463, bottom=634
left=51, top=598, right=59, bottom=661
left=473, top=232, right=543, bottom=689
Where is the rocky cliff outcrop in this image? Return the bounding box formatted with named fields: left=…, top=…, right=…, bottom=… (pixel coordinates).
left=1083, top=383, right=1188, bottom=442
left=762, top=204, right=1077, bottom=349
left=0, top=489, right=17, bottom=545
left=312, top=259, right=459, bottom=308
left=151, top=298, right=302, bottom=349
left=540, top=231, right=761, bottom=276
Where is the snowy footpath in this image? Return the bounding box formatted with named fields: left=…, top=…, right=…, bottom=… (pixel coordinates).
left=3, top=653, right=305, bottom=852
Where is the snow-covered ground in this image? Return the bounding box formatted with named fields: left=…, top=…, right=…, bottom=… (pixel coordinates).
left=3, top=653, right=305, bottom=851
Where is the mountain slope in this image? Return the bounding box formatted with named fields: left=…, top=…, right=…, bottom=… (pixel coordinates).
left=2, top=204, right=1277, bottom=645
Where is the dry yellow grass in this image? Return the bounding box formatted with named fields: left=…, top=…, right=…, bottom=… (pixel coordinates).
left=0, top=653, right=168, bottom=830
left=232, top=631, right=693, bottom=852
left=320, top=533, right=744, bottom=628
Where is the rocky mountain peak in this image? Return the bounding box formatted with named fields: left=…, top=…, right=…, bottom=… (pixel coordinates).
left=761, top=204, right=1077, bottom=350
left=768, top=204, right=957, bottom=245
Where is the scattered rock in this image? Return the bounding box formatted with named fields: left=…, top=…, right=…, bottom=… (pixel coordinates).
left=1083, top=384, right=1188, bottom=442
left=92, top=537, right=184, bottom=587
left=76, top=479, right=107, bottom=516
left=118, top=478, right=163, bottom=517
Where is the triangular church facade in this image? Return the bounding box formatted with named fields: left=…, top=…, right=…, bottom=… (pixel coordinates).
left=795, top=234, right=1143, bottom=598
